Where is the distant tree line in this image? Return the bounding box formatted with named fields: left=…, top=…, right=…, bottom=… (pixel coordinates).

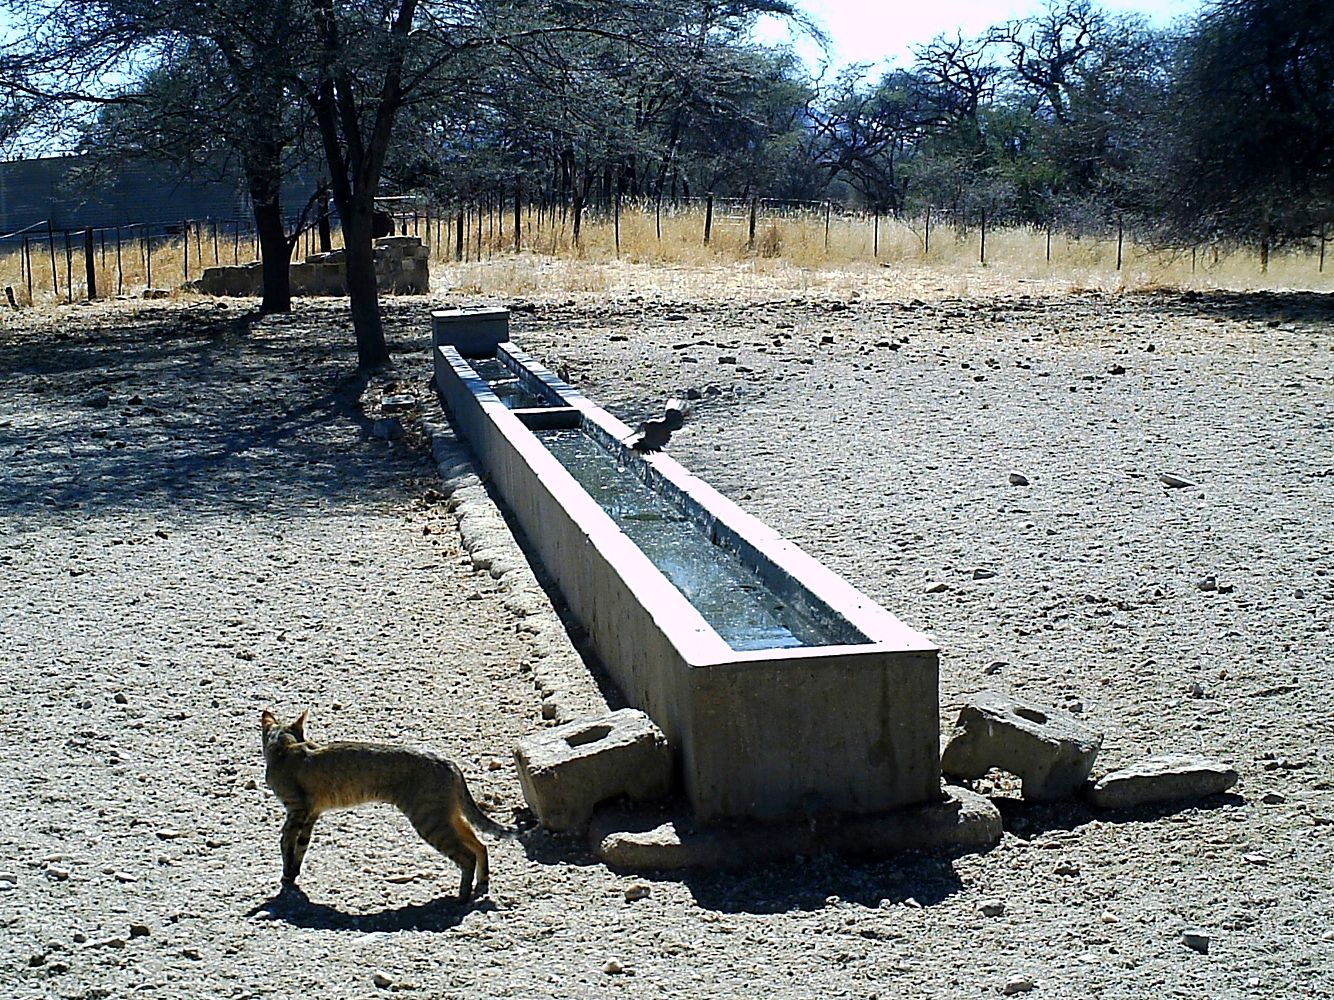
left=1, top=0, right=1329, bottom=366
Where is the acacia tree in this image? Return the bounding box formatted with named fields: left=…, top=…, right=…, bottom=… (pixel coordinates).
left=1, top=0, right=315, bottom=314
left=1156, top=0, right=1334, bottom=250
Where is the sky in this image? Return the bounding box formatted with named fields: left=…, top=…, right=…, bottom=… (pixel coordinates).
left=754, top=0, right=1203, bottom=73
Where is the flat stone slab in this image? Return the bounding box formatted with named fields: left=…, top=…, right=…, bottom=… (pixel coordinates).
left=942, top=690, right=1102, bottom=802
left=1086, top=754, right=1239, bottom=809
left=589, top=785, right=1001, bottom=871
left=514, top=709, right=672, bottom=834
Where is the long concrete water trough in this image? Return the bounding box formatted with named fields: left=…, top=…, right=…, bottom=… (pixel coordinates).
left=433, top=310, right=961, bottom=837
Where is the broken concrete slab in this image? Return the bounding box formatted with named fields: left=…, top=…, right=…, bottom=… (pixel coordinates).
left=941, top=689, right=1102, bottom=802
left=589, top=785, right=1002, bottom=871
left=1085, top=754, right=1239, bottom=809
left=514, top=709, right=672, bottom=833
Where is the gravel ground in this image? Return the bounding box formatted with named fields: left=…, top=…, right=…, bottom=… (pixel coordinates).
left=2, top=284, right=1331, bottom=1000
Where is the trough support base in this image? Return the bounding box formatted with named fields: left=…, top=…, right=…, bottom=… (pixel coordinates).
left=589, top=785, right=1002, bottom=871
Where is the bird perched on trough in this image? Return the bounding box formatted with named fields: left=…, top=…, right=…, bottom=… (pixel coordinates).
left=626, top=398, right=690, bottom=453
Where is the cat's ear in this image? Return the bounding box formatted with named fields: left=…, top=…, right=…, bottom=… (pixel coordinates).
left=292, top=710, right=309, bottom=741
left=261, top=709, right=277, bottom=731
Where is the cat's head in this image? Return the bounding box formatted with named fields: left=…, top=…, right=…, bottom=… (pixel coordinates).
left=261, top=709, right=309, bottom=756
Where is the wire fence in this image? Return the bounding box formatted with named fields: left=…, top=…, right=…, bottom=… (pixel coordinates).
left=2, top=195, right=1328, bottom=306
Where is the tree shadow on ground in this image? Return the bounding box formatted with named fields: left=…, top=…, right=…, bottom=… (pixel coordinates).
left=246, top=883, right=492, bottom=933
left=1151, top=288, right=1334, bottom=323
left=0, top=302, right=439, bottom=520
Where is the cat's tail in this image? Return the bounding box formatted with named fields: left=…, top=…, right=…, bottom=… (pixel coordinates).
left=459, top=771, right=519, bottom=839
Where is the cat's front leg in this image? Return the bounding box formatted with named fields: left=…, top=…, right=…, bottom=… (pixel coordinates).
left=280, top=810, right=316, bottom=885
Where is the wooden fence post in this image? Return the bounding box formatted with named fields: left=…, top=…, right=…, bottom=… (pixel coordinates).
left=182, top=220, right=189, bottom=282
left=614, top=193, right=621, bottom=257
left=824, top=200, right=831, bottom=251
left=24, top=235, right=33, bottom=302
left=64, top=230, right=73, bottom=303
left=146, top=225, right=154, bottom=288
left=980, top=210, right=987, bottom=265
left=212, top=220, right=219, bottom=265
left=704, top=192, right=714, bottom=245
left=747, top=196, right=758, bottom=250
left=456, top=208, right=464, bottom=262
left=873, top=208, right=879, bottom=257
left=924, top=205, right=931, bottom=256
left=514, top=180, right=522, bottom=252
left=47, top=221, right=59, bottom=298
left=1116, top=217, right=1124, bottom=271
left=115, top=227, right=123, bottom=295
left=84, top=227, right=97, bottom=300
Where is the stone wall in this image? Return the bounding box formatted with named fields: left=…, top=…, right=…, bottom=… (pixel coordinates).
left=190, top=235, right=429, bottom=297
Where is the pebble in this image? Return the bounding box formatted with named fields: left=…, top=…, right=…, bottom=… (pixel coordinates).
left=372, top=970, right=394, bottom=988
left=380, top=394, right=416, bottom=413
left=925, top=582, right=950, bottom=594
left=1003, top=975, right=1037, bottom=994
left=979, top=899, right=1006, bottom=918
left=1260, top=791, right=1286, bottom=805
left=84, top=390, right=111, bottom=409
left=1008, top=473, right=1030, bottom=486
left=1159, top=473, right=1194, bottom=488
left=972, top=568, right=997, bottom=580
left=114, top=692, right=129, bottom=704
left=602, top=959, right=625, bottom=975
left=1197, top=576, right=1217, bottom=592
left=984, top=661, right=1007, bottom=675
left=1181, top=929, right=1210, bottom=954
left=46, top=866, right=70, bottom=881
left=624, top=884, right=652, bottom=902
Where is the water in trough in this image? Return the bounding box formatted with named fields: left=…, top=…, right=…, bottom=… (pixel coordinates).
left=535, top=428, right=837, bottom=652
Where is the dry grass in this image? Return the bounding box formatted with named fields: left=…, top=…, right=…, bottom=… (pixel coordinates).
left=3, top=204, right=1330, bottom=309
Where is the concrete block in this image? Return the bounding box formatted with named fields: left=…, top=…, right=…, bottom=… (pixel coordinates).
left=1086, top=754, right=1238, bottom=809
left=941, top=690, right=1102, bottom=802
left=589, top=785, right=1000, bottom=871
left=433, top=307, right=509, bottom=356
left=514, top=709, right=672, bottom=833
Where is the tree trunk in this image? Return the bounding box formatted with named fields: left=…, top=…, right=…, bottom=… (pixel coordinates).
left=341, top=200, right=389, bottom=370
left=252, top=199, right=292, bottom=315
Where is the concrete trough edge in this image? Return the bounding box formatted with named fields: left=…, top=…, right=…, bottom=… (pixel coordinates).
left=435, top=341, right=942, bottom=822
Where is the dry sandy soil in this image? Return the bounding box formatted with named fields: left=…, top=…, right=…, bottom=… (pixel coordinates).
left=2, top=273, right=1331, bottom=1000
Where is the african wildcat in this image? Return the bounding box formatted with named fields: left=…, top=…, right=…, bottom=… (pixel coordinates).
left=260, top=709, right=513, bottom=901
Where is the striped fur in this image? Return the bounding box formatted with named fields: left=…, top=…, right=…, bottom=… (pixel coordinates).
left=260, top=710, right=511, bottom=901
